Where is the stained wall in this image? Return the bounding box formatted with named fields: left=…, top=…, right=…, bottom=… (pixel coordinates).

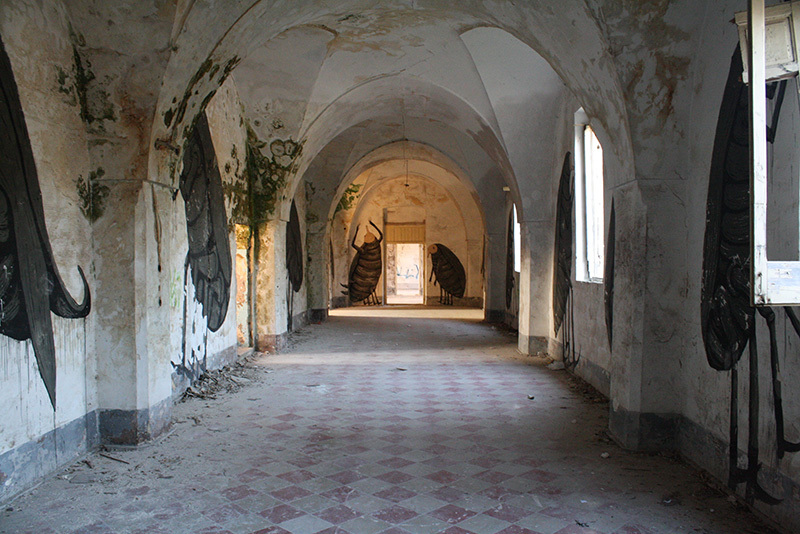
left=0, top=0, right=96, bottom=501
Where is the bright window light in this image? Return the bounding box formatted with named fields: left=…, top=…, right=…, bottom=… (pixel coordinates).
left=513, top=205, right=521, bottom=273
left=575, top=109, right=604, bottom=283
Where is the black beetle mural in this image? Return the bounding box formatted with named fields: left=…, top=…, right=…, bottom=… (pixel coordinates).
left=604, top=199, right=615, bottom=349
left=286, top=200, right=303, bottom=292
left=505, top=209, right=515, bottom=309
left=345, top=221, right=383, bottom=305
left=0, top=38, right=91, bottom=409
left=285, top=199, right=303, bottom=330
left=552, top=152, right=573, bottom=335
left=176, top=112, right=232, bottom=381
left=428, top=243, right=465, bottom=306
left=702, top=46, right=800, bottom=505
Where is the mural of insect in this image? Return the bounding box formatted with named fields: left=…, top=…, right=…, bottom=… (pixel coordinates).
left=552, top=152, right=573, bottom=335
left=702, top=45, right=799, bottom=506
left=176, top=112, right=232, bottom=381
left=552, top=152, right=576, bottom=368
left=428, top=243, right=465, bottom=305
left=604, top=199, right=615, bottom=349
left=0, top=38, right=91, bottom=409
left=285, top=199, right=303, bottom=330
left=346, top=221, right=383, bottom=305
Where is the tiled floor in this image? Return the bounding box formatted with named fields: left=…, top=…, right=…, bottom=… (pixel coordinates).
left=0, top=308, right=781, bottom=534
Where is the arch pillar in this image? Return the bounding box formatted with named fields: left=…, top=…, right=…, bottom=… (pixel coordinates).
left=517, top=220, right=553, bottom=354
left=306, top=223, right=330, bottom=322
left=253, top=219, right=286, bottom=351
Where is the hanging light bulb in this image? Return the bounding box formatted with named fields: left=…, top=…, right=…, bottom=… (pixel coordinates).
left=402, top=107, right=409, bottom=187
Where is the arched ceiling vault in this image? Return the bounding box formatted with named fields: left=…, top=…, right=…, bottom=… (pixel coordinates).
left=150, top=1, right=633, bottom=224
left=324, top=142, right=486, bottom=239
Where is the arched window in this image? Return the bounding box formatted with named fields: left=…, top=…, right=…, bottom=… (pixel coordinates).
left=574, top=108, right=604, bottom=282
left=513, top=205, right=521, bottom=273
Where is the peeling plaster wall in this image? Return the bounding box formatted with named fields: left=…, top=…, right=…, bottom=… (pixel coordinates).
left=234, top=25, right=332, bottom=148
left=0, top=0, right=96, bottom=501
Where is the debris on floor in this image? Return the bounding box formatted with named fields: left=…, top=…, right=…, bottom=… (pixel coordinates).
left=180, top=354, right=262, bottom=401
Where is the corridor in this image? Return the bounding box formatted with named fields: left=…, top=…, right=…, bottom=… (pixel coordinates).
left=1, top=310, right=778, bottom=534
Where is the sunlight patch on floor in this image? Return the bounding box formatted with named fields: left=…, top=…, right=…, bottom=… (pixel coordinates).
left=329, top=306, right=483, bottom=320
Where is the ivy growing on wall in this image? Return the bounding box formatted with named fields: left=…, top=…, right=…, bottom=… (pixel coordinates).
left=244, top=124, right=302, bottom=222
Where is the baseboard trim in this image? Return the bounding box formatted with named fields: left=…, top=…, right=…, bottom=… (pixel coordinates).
left=98, top=395, right=172, bottom=446
left=0, top=410, right=99, bottom=503
left=256, top=332, right=288, bottom=352
left=518, top=334, right=548, bottom=355
left=309, top=308, right=328, bottom=323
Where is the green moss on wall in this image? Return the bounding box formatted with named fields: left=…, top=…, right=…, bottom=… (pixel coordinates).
left=335, top=183, right=362, bottom=215
left=56, top=27, right=116, bottom=128
left=164, top=55, right=239, bottom=130
left=76, top=167, right=110, bottom=223
left=245, top=124, right=302, bottom=222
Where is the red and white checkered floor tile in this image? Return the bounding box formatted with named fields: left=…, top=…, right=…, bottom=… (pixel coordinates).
left=0, top=308, right=780, bottom=534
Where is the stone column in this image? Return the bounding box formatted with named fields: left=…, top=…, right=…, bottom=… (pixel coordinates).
left=306, top=225, right=330, bottom=323
left=517, top=220, right=552, bottom=355
left=253, top=218, right=290, bottom=351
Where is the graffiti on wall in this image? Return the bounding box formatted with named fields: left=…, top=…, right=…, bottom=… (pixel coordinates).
left=702, top=46, right=800, bottom=505
left=344, top=221, right=383, bottom=305
left=0, top=39, right=91, bottom=408
left=285, top=199, right=303, bottom=330
left=604, top=199, right=615, bottom=348
left=552, top=152, right=573, bottom=335
left=286, top=200, right=303, bottom=293
left=175, top=112, right=232, bottom=381
left=428, top=243, right=465, bottom=306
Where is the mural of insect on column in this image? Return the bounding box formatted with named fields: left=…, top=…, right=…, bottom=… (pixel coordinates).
left=428, top=243, right=465, bottom=306
left=604, top=199, right=615, bottom=349
left=702, top=45, right=800, bottom=506
left=344, top=221, right=383, bottom=305
left=175, top=112, right=232, bottom=383
left=285, top=199, right=303, bottom=331
left=553, top=152, right=577, bottom=369
left=0, top=37, right=91, bottom=409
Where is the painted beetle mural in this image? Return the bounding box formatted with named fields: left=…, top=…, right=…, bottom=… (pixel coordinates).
left=346, top=221, right=383, bottom=305
left=176, top=112, right=232, bottom=382
left=428, top=243, right=465, bottom=305
left=552, top=152, right=573, bottom=336
left=285, top=199, right=303, bottom=330
left=702, top=46, right=800, bottom=505
left=604, top=199, right=615, bottom=349
left=0, top=38, right=91, bottom=409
